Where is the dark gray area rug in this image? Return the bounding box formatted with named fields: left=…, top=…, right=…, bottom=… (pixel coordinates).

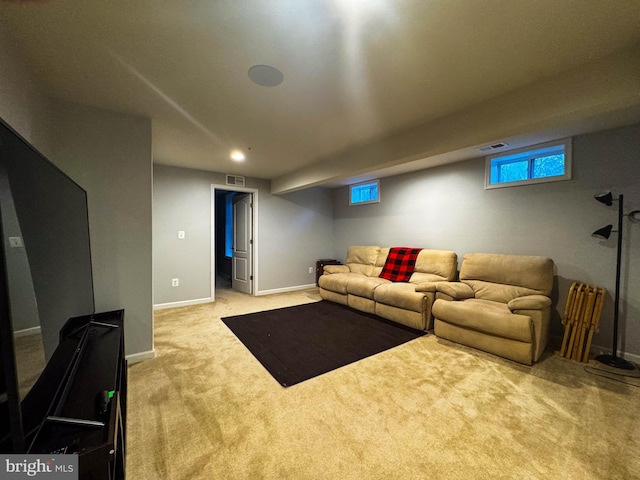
left=221, top=300, right=426, bottom=387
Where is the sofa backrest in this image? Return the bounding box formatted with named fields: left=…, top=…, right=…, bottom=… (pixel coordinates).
left=460, top=253, right=554, bottom=303
left=345, top=245, right=381, bottom=276
left=410, top=249, right=458, bottom=283
left=356, top=247, right=392, bottom=278
left=344, top=246, right=457, bottom=282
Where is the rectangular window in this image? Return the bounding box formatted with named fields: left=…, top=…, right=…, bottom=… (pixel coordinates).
left=485, top=139, right=572, bottom=189
left=349, top=179, right=380, bottom=205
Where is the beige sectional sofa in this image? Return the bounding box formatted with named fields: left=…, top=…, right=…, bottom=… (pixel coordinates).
left=319, top=246, right=458, bottom=330
left=431, top=253, right=555, bottom=365
left=320, top=248, right=555, bottom=365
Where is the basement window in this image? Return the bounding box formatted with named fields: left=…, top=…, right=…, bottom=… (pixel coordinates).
left=485, top=139, right=572, bottom=189
left=350, top=180, right=380, bottom=205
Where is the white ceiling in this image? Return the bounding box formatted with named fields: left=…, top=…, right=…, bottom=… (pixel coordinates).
left=2, top=0, right=640, bottom=192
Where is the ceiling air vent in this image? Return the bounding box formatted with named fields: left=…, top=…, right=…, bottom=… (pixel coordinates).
left=226, top=174, right=245, bottom=187
left=478, top=142, right=508, bottom=152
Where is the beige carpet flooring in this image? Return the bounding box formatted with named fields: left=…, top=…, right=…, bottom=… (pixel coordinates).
left=127, top=287, right=640, bottom=480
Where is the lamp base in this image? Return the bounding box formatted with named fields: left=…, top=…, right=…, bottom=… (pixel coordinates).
left=595, top=354, right=636, bottom=371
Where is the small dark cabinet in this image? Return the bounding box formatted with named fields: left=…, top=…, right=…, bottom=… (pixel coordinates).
left=316, top=259, right=342, bottom=285
left=28, top=310, right=127, bottom=480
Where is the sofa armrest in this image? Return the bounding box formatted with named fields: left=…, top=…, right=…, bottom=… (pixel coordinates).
left=434, top=282, right=475, bottom=300
left=414, top=282, right=437, bottom=293
left=323, top=265, right=350, bottom=274
left=508, top=295, right=552, bottom=311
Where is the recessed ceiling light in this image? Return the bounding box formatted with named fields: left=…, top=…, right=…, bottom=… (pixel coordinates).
left=230, top=150, right=245, bottom=161
left=248, top=65, right=284, bottom=87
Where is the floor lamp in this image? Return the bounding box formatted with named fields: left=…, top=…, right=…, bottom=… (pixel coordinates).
left=592, top=191, right=640, bottom=370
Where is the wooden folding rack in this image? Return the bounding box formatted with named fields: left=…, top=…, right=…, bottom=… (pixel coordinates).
left=558, top=282, right=606, bottom=362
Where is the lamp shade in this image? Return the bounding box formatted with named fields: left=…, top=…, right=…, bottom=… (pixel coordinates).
left=629, top=210, right=640, bottom=223
left=592, top=225, right=613, bottom=239
left=594, top=191, right=613, bottom=206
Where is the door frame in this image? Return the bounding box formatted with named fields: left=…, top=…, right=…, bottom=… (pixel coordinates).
left=210, top=184, right=259, bottom=302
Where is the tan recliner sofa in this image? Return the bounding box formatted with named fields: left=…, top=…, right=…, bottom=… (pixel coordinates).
left=319, top=246, right=458, bottom=331
left=431, top=253, right=554, bottom=365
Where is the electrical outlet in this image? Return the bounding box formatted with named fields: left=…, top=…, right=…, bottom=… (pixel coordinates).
left=172, top=278, right=179, bottom=287
left=178, top=231, right=185, bottom=239
left=8, top=237, right=23, bottom=248
left=308, top=267, right=314, bottom=274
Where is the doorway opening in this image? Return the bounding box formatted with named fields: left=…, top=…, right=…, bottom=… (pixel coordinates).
left=212, top=185, right=257, bottom=300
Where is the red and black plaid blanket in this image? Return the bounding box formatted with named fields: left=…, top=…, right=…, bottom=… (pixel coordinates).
left=379, top=247, right=423, bottom=282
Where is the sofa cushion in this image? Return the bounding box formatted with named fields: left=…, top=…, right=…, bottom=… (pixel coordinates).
left=374, top=282, right=427, bottom=313
left=345, top=245, right=381, bottom=266
left=342, top=245, right=382, bottom=277
left=323, top=264, right=349, bottom=275
left=318, top=272, right=360, bottom=294
left=432, top=298, right=533, bottom=342
left=463, top=280, right=543, bottom=304
left=346, top=276, right=390, bottom=298
left=347, top=263, right=376, bottom=276
left=379, top=247, right=422, bottom=282
left=371, top=247, right=390, bottom=278
left=460, top=253, right=554, bottom=301
left=410, top=272, right=452, bottom=284
left=412, top=249, right=458, bottom=281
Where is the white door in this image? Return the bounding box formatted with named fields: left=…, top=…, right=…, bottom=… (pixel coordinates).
left=232, top=193, right=253, bottom=294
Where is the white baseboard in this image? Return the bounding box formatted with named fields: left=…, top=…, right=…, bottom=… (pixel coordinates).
left=153, top=297, right=213, bottom=310
left=126, top=349, right=155, bottom=365
left=14, top=326, right=41, bottom=338
left=589, top=341, right=640, bottom=364
left=256, top=283, right=318, bottom=296
left=625, top=352, right=640, bottom=364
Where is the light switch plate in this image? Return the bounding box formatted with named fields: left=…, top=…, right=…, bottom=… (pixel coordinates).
left=9, top=237, right=23, bottom=248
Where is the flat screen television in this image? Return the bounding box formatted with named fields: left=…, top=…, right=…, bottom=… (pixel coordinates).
left=0, top=116, right=95, bottom=452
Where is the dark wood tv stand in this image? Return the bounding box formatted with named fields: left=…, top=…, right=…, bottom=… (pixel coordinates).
left=25, top=309, right=127, bottom=479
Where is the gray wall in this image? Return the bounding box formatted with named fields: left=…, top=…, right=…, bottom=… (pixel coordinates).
left=0, top=25, right=154, bottom=359
left=153, top=164, right=334, bottom=306
left=0, top=27, right=51, bottom=154
left=153, top=165, right=221, bottom=305
left=0, top=166, right=39, bottom=333
left=47, top=99, right=153, bottom=359
left=258, top=186, right=335, bottom=290
left=333, top=122, right=640, bottom=359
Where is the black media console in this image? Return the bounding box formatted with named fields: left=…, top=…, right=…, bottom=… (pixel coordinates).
left=24, top=310, right=126, bottom=479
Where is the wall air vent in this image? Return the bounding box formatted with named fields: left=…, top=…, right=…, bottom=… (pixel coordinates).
left=478, top=142, right=508, bottom=152
left=226, top=174, right=245, bottom=187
